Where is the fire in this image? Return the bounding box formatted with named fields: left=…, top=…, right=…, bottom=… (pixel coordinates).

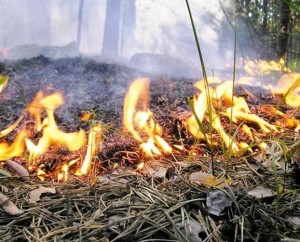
left=0, top=130, right=28, bottom=160
left=270, top=73, right=300, bottom=108
left=25, top=91, right=86, bottom=159
left=76, top=123, right=102, bottom=175
left=186, top=78, right=278, bottom=153
left=0, top=76, right=9, bottom=95
left=243, top=58, right=290, bottom=75
left=123, top=78, right=172, bottom=157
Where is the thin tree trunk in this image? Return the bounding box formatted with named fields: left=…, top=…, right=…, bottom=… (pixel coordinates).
left=102, top=0, right=122, bottom=58
left=277, top=0, right=291, bottom=59
left=76, top=0, right=84, bottom=52
left=262, top=0, right=269, bottom=35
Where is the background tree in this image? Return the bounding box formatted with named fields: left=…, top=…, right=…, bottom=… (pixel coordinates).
left=102, top=0, right=122, bottom=58
left=232, top=0, right=300, bottom=69
left=76, top=0, right=84, bottom=52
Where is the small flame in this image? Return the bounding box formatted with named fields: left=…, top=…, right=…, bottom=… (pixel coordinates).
left=136, top=162, right=144, bottom=171
left=186, top=79, right=278, bottom=153
left=0, top=76, right=9, bottom=95
left=0, top=130, right=28, bottom=161
left=76, top=123, right=102, bottom=175
left=123, top=78, right=172, bottom=157
left=26, top=92, right=86, bottom=159
left=0, top=116, right=23, bottom=138
left=244, top=58, right=290, bottom=75
left=271, top=73, right=300, bottom=108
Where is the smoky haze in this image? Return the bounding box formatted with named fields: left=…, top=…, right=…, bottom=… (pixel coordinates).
left=0, top=0, right=248, bottom=77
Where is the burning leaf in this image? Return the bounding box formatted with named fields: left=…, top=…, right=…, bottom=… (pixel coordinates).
left=123, top=78, right=172, bottom=157
left=206, top=190, right=233, bottom=216
left=189, top=171, right=231, bottom=188
left=5, top=160, right=29, bottom=178
left=247, top=185, right=274, bottom=199
left=0, top=192, right=23, bottom=215
left=28, top=186, right=56, bottom=204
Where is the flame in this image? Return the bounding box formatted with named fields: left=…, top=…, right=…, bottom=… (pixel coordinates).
left=244, top=58, right=290, bottom=75
left=0, top=130, right=28, bottom=160
left=271, top=73, right=300, bottom=108
left=0, top=116, right=23, bottom=138
left=26, top=92, right=86, bottom=159
left=186, top=79, right=278, bottom=153
left=76, top=123, right=102, bottom=175
left=0, top=76, right=9, bottom=95
left=123, top=78, right=172, bottom=157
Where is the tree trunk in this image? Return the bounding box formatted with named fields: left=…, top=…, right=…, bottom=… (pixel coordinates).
left=262, top=0, right=269, bottom=35
left=277, top=0, right=291, bottom=59
left=76, top=0, right=84, bottom=52
left=102, top=0, right=122, bottom=58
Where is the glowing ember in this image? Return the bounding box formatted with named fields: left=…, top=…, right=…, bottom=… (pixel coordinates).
left=76, top=123, right=102, bottom=175
left=25, top=92, right=86, bottom=159
left=123, top=78, right=172, bottom=157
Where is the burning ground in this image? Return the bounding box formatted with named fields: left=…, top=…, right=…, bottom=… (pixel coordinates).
left=0, top=56, right=299, bottom=241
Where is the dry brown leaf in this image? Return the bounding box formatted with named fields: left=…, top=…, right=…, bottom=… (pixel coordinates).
left=247, top=185, right=274, bottom=199
left=0, top=192, right=23, bottom=215
left=189, top=171, right=231, bottom=188
left=6, top=160, right=29, bottom=178
left=28, top=186, right=56, bottom=204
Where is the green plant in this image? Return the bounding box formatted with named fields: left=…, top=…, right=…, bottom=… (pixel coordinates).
left=185, top=0, right=216, bottom=174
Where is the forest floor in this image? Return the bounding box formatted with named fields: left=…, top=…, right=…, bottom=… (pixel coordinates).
left=0, top=56, right=299, bottom=242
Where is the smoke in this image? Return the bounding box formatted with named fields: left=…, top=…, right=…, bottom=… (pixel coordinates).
left=0, top=0, right=239, bottom=77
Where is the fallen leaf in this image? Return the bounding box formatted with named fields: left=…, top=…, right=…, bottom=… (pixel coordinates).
left=176, top=219, right=204, bottom=242
left=0, top=192, right=23, bottom=215
left=287, top=216, right=300, bottom=230
left=143, top=165, right=167, bottom=178
left=6, top=160, right=29, bottom=178
left=190, top=171, right=231, bottom=188
left=206, top=190, right=233, bottom=216
left=247, top=185, right=274, bottom=199
left=29, top=187, right=56, bottom=204
left=0, top=169, right=12, bottom=177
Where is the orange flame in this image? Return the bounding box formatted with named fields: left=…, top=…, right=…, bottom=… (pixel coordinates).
left=0, top=130, right=28, bottom=160
left=186, top=79, right=278, bottom=153
left=271, top=73, right=300, bottom=108
left=0, top=76, right=9, bottom=95
left=25, top=92, right=86, bottom=159
left=76, top=123, right=102, bottom=175
left=123, top=78, right=172, bottom=157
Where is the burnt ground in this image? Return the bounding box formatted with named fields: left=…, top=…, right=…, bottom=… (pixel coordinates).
left=0, top=56, right=299, bottom=241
